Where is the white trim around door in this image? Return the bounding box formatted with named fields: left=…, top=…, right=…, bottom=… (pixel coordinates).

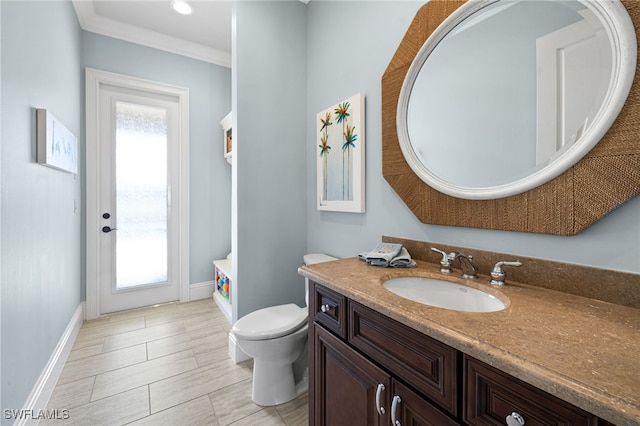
left=85, top=68, right=190, bottom=320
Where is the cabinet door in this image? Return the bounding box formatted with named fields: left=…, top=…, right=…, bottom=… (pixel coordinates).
left=314, top=324, right=390, bottom=426
left=391, top=380, right=460, bottom=426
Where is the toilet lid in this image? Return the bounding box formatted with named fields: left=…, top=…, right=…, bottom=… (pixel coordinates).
left=232, top=303, right=307, bottom=341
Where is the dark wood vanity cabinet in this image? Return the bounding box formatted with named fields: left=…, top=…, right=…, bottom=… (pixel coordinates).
left=309, top=282, right=613, bottom=426
left=313, top=323, right=457, bottom=426
left=311, top=282, right=458, bottom=425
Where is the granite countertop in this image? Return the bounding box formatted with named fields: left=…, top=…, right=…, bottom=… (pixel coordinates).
left=299, top=257, right=640, bottom=426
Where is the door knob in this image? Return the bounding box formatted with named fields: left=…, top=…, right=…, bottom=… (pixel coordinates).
left=102, top=226, right=117, bottom=233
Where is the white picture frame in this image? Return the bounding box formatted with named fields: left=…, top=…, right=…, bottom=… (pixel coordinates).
left=36, top=109, right=78, bottom=174
left=316, top=93, right=365, bottom=213
left=220, top=111, right=232, bottom=165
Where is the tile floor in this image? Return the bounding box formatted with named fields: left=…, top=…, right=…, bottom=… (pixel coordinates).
left=44, top=298, right=308, bottom=426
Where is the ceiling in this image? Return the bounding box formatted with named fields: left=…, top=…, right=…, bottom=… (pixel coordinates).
left=72, top=0, right=233, bottom=67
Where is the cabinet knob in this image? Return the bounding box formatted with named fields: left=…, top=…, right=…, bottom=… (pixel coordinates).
left=375, top=383, right=386, bottom=415
left=391, top=395, right=402, bottom=426
left=506, top=412, right=525, bottom=426
left=320, top=304, right=330, bottom=313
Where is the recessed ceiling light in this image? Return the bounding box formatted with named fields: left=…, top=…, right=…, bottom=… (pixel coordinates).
left=170, top=0, right=193, bottom=15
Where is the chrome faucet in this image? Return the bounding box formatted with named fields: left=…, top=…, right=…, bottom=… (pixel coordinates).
left=490, top=260, right=522, bottom=286
left=452, top=252, right=478, bottom=279
left=430, top=247, right=455, bottom=273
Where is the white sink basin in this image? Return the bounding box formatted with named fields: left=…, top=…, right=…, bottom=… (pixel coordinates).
left=383, top=277, right=506, bottom=313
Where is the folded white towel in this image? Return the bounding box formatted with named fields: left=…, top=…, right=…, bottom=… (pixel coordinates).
left=359, top=243, right=416, bottom=268
left=390, top=247, right=417, bottom=268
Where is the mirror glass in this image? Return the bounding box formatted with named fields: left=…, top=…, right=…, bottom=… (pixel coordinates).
left=397, top=0, right=636, bottom=200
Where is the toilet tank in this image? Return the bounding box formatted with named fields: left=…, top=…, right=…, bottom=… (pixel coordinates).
left=303, top=253, right=338, bottom=265
left=303, top=253, right=338, bottom=306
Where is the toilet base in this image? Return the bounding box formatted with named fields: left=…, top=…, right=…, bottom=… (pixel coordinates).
left=233, top=313, right=310, bottom=406
left=251, top=361, right=308, bottom=406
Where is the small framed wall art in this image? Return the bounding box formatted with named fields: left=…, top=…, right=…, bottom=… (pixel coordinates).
left=220, top=111, right=232, bottom=165
left=316, top=93, right=365, bottom=213
left=36, top=108, right=78, bottom=174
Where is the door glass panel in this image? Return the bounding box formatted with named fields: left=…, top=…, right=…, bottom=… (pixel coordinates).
left=115, top=102, right=168, bottom=289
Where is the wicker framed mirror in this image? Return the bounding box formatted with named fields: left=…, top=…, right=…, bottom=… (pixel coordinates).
left=382, top=0, right=640, bottom=235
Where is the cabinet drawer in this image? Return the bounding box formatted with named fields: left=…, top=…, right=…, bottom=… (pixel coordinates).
left=464, top=355, right=600, bottom=425
left=312, top=282, right=347, bottom=339
left=349, top=301, right=459, bottom=416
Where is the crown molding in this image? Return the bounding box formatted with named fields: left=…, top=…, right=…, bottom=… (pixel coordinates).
left=72, top=0, right=231, bottom=68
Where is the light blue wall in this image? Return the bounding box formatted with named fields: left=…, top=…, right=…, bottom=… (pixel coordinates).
left=82, top=32, right=232, bottom=289
left=232, top=1, right=308, bottom=321
left=305, top=1, right=640, bottom=274
left=1, top=1, right=82, bottom=417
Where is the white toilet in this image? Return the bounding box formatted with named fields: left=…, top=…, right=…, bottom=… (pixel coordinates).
left=231, top=253, right=337, bottom=406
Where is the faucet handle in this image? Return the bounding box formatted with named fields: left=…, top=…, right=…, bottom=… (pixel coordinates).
left=490, top=261, right=522, bottom=286
left=431, top=247, right=453, bottom=273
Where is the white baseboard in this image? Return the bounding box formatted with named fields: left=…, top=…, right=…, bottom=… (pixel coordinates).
left=189, top=280, right=215, bottom=301
left=228, top=332, right=250, bottom=364
left=16, top=302, right=84, bottom=426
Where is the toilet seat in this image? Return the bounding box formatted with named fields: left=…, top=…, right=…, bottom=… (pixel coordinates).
left=232, top=303, right=307, bottom=341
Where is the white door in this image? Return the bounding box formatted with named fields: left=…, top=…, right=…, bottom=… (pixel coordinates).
left=536, top=9, right=612, bottom=166
left=86, top=69, right=189, bottom=317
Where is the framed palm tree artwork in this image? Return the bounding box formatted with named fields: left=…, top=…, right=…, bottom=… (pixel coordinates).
left=316, top=93, right=365, bottom=212
left=36, top=108, right=78, bottom=174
